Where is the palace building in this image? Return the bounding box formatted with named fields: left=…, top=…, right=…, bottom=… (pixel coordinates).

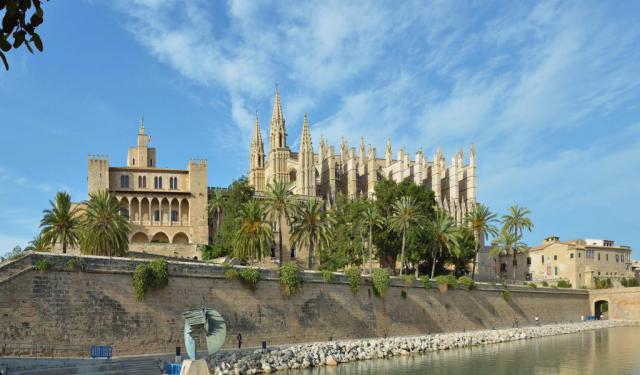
left=249, top=89, right=477, bottom=223
left=87, top=120, right=209, bottom=257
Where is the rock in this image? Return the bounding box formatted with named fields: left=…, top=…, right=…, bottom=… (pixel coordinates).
left=326, top=355, right=338, bottom=366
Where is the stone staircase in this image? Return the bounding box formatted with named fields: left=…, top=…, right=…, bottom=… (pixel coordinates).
left=0, top=252, right=35, bottom=286
left=2, top=357, right=166, bottom=375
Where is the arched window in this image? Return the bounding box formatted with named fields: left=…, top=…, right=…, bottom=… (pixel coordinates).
left=169, top=177, right=174, bottom=190
left=158, top=177, right=163, bottom=189
left=142, top=176, right=146, bottom=188
left=120, top=175, right=129, bottom=188
left=154, top=176, right=158, bottom=189
left=132, top=158, right=136, bottom=166
left=153, top=210, right=160, bottom=222
left=148, top=159, right=153, bottom=167
left=120, top=208, right=129, bottom=219
left=171, top=210, right=178, bottom=222
left=138, top=176, right=143, bottom=188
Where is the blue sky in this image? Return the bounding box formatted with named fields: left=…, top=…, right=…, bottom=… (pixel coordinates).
left=1, top=0, right=639, bottom=257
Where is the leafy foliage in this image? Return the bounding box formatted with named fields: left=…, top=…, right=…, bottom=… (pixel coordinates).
left=41, top=192, right=80, bottom=254
left=622, top=278, right=640, bottom=287
left=594, top=277, right=612, bottom=289
left=233, top=199, right=273, bottom=264
left=34, top=258, right=51, bottom=271
left=436, top=274, right=457, bottom=288
left=65, top=257, right=85, bottom=272
left=264, top=181, right=295, bottom=265
left=371, top=268, right=390, bottom=296
left=502, top=289, right=512, bottom=302
left=421, top=276, right=432, bottom=289
left=389, top=196, right=424, bottom=276
left=321, top=269, right=334, bottom=283
left=279, top=262, right=303, bottom=296
left=402, top=275, right=415, bottom=286
left=79, top=190, right=131, bottom=257
left=541, top=281, right=549, bottom=287
left=320, top=194, right=365, bottom=271
left=465, top=203, right=498, bottom=279
left=238, top=267, right=261, bottom=289
left=556, top=279, right=572, bottom=288
left=212, top=177, right=255, bottom=260
left=223, top=267, right=239, bottom=280
left=458, top=275, right=475, bottom=290
left=0, top=0, right=47, bottom=70
left=527, top=282, right=537, bottom=288
left=345, top=267, right=361, bottom=294
left=400, top=289, right=407, bottom=299
left=2, top=245, right=24, bottom=261
left=25, top=233, right=49, bottom=252
left=291, top=198, right=334, bottom=270
left=132, top=259, right=169, bottom=301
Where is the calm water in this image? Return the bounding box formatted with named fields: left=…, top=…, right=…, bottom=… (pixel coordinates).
left=285, top=326, right=640, bottom=375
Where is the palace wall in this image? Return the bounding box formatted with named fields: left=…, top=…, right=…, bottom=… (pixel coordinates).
left=0, top=253, right=591, bottom=357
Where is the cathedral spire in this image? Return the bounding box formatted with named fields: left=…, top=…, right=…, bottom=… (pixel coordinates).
left=299, top=113, right=315, bottom=196
left=269, top=86, right=286, bottom=149
left=249, top=112, right=266, bottom=191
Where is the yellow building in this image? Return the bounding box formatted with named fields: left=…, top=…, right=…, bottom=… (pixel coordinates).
left=528, top=236, right=634, bottom=288
left=87, top=119, right=208, bottom=258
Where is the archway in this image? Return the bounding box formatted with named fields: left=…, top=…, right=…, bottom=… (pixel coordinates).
left=289, top=169, right=297, bottom=183
left=131, top=232, right=149, bottom=243
left=172, top=232, right=189, bottom=244
left=151, top=232, right=170, bottom=243
left=594, top=300, right=609, bottom=319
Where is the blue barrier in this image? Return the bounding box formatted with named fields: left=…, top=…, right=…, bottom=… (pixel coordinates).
left=90, top=345, right=113, bottom=359
left=165, top=363, right=182, bottom=375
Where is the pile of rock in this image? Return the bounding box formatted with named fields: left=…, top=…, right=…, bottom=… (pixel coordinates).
left=209, top=321, right=635, bottom=374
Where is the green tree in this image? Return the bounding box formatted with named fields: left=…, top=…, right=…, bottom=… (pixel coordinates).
left=429, top=209, right=456, bottom=279
left=290, top=198, right=334, bottom=270
left=40, top=191, right=80, bottom=254
left=79, top=190, right=131, bottom=257
left=211, top=177, right=255, bottom=258
left=389, top=196, right=424, bottom=276
left=448, top=227, right=476, bottom=277
left=263, top=181, right=295, bottom=266
left=490, top=228, right=527, bottom=280
left=501, top=205, right=534, bottom=280
left=361, top=201, right=384, bottom=274
left=0, top=0, right=47, bottom=70
left=465, top=203, right=498, bottom=280
left=233, top=200, right=272, bottom=264
left=25, top=232, right=49, bottom=252
left=208, top=188, right=225, bottom=237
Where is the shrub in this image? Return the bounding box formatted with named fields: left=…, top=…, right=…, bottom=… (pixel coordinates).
left=223, top=267, right=239, bottom=280
left=239, top=268, right=261, bottom=289
left=502, top=290, right=511, bottom=302
left=34, top=259, right=51, bottom=271
left=541, top=281, right=549, bottom=287
left=321, top=269, right=334, bottom=283
left=594, top=277, right=612, bottom=289
left=201, top=242, right=230, bottom=261
left=345, top=267, right=361, bottom=294
left=620, top=278, right=628, bottom=287
left=627, top=278, right=640, bottom=287
left=400, top=289, right=407, bottom=299
left=436, top=274, right=457, bottom=288
left=372, top=268, right=390, bottom=296
left=551, top=285, right=558, bottom=289
left=458, top=276, right=475, bottom=290
left=65, top=258, right=86, bottom=272
left=421, top=276, right=432, bottom=289
left=133, top=259, right=170, bottom=301
left=527, top=282, right=537, bottom=288
left=556, top=280, right=572, bottom=288
left=580, top=285, right=589, bottom=289
left=279, top=262, right=303, bottom=296
left=402, top=275, right=416, bottom=286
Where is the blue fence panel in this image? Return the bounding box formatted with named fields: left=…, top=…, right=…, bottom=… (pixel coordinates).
left=165, top=363, right=182, bottom=375
left=90, top=345, right=113, bottom=359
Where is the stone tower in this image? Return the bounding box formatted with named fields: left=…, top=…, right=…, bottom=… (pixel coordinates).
left=127, top=117, right=156, bottom=168
left=267, top=88, right=290, bottom=185
left=298, top=113, right=315, bottom=196
left=249, top=114, right=266, bottom=192
left=87, top=154, right=109, bottom=195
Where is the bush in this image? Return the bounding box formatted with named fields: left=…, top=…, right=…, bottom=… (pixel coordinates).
left=34, top=259, right=51, bottom=271
left=372, top=268, right=390, bottom=296
left=65, top=258, right=86, bottom=272
left=223, top=267, right=239, bottom=280
left=627, top=278, right=640, bottom=287
left=402, top=275, right=416, bottom=286
left=201, top=242, right=229, bottom=261
left=527, top=282, right=537, bottom=288
left=458, top=276, right=475, bottom=290
left=239, top=268, right=261, bottom=289
left=321, top=269, right=334, bottom=283
left=400, top=289, right=407, bottom=299
left=421, top=276, right=432, bottom=289
left=551, top=285, right=558, bottom=289
left=279, top=262, right=303, bottom=296
left=541, top=281, right=549, bottom=287
left=502, top=290, right=511, bottom=302
left=435, top=274, right=457, bottom=288
left=620, top=278, right=628, bottom=287
left=556, top=280, right=572, bottom=288
left=594, top=277, right=612, bottom=289
left=580, top=285, right=589, bottom=289
left=345, top=267, right=361, bottom=294
left=132, top=259, right=170, bottom=301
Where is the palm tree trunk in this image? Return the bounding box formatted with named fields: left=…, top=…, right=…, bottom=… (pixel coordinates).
left=308, top=239, right=314, bottom=270
left=430, top=243, right=439, bottom=279
left=368, top=226, right=373, bottom=275
left=512, top=228, right=518, bottom=281
left=62, top=242, right=67, bottom=254
left=415, top=263, right=419, bottom=278
left=216, top=209, right=221, bottom=235
left=278, top=216, right=284, bottom=265
left=471, top=231, right=479, bottom=280
left=399, top=228, right=406, bottom=276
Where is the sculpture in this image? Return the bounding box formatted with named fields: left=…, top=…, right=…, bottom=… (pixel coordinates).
left=182, top=307, right=226, bottom=360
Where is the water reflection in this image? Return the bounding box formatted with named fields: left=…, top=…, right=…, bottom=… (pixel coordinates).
left=285, top=327, right=640, bottom=375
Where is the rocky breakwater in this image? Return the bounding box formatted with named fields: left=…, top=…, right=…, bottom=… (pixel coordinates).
left=209, top=321, right=635, bottom=374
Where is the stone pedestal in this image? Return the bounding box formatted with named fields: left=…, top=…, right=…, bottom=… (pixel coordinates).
left=180, top=359, right=210, bottom=375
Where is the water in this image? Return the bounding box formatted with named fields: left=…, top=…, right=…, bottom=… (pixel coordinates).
left=285, top=326, right=640, bottom=375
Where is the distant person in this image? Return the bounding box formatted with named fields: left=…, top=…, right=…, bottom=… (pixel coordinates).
left=237, top=333, right=243, bottom=349
left=535, top=316, right=539, bottom=326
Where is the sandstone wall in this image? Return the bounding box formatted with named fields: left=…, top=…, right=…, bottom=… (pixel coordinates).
left=0, top=253, right=591, bottom=357
left=590, top=287, right=640, bottom=320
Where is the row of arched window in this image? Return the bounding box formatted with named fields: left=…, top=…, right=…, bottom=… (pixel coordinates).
left=119, top=175, right=179, bottom=190
left=169, top=177, right=179, bottom=190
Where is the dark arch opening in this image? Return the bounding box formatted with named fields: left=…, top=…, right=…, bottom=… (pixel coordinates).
left=594, top=300, right=609, bottom=319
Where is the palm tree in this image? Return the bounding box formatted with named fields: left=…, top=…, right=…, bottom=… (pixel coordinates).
left=501, top=205, right=534, bottom=280
left=290, top=198, right=334, bottom=270
left=208, top=189, right=225, bottom=236
left=40, top=191, right=80, bottom=254
left=25, top=232, right=49, bottom=252
left=429, top=209, right=457, bottom=279
left=449, top=227, right=476, bottom=276
left=80, top=190, right=131, bottom=257
left=388, top=196, right=423, bottom=276
left=233, top=200, right=273, bottom=264
left=361, top=202, right=384, bottom=274
left=490, top=228, right=527, bottom=281
left=466, top=203, right=499, bottom=280
left=264, top=181, right=295, bottom=265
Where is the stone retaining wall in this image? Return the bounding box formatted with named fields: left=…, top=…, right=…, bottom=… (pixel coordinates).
left=0, top=253, right=591, bottom=357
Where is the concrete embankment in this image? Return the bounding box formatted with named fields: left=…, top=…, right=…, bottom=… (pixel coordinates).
left=208, top=321, right=637, bottom=374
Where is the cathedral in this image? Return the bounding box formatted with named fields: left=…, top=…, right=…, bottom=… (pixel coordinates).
left=249, top=89, right=477, bottom=223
